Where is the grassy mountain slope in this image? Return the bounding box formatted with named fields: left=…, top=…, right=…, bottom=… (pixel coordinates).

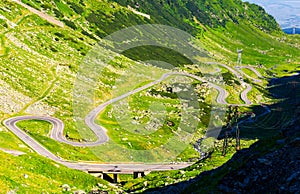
left=113, top=0, right=300, bottom=66
left=0, top=151, right=112, bottom=193
left=127, top=71, right=298, bottom=193
left=0, top=124, right=112, bottom=193
left=114, top=0, right=280, bottom=32
left=0, top=0, right=299, bottom=193
left=18, top=0, right=300, bottom=66
left=182, top=74, right=300, bottom=193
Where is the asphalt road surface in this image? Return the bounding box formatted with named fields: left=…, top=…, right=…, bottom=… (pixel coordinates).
left=208, top=62, right=253, bottom=105
left=235, top=66, right=262, bottom=83
left=4, top=116, right=192, bottom=171
left=4, top=63, right=261, bottom=172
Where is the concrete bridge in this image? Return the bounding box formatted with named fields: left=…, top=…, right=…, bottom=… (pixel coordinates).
left=88, top=167, right=147, bottom=183
left=80, top=163, right=192, bottom=183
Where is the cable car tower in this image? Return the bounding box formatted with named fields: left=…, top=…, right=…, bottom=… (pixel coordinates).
left=237, top=49, right=243, bottom=66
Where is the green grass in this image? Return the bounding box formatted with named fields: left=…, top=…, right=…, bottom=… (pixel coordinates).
left=0, top=130, right=29, bottom=152
left=15, top=120, right=99, bottom=161
left=16, top=120, right=51, bottom=135
left=269, top=63, right=300, bottom=77
left=121, top=45, right=194, bottom=68
left=14, top=70, right=213, bottom=163
left=96, top=74, right=213, bottom=161
left=0, top=0, right=300, bottom=192
left=197, top=21, right=300, bottom=66
left=54, top=0, right=73, bottom=16
left=242, top=68, right=258, bottom=79
left=2, top=116, right=113, bottom=192
left=0, top=151, right=112, bottom=193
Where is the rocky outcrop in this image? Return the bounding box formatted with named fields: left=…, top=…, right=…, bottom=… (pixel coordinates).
left=218, top=138, right=300, bottom=194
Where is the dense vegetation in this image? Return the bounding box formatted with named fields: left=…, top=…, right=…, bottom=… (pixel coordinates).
left=114, top=0, right=280, bottom=32
left=0, top=0, right=299, bottom=193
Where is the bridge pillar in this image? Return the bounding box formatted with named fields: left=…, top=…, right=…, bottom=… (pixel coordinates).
left=133, top=171, right=145, bottom=179
left=133, top=172, right=138, bottom=179
left=113, top=174, right=118, bottom=183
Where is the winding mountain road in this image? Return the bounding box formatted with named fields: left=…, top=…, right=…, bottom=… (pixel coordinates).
left=208, top=62, right=253, bottom=105
left=242, top=66, right=262, bottom=78
left=4, top=63, right=261, bottom=172
left=4, top=116, right=192, bottom=171
left=236, top=66, right=262, bottom=83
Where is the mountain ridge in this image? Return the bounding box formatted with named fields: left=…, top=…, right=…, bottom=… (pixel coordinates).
left=0, top=0, right=299, bottom=193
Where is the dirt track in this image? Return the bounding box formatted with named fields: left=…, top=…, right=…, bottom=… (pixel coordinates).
left=12, top=0, right=64, bottom=28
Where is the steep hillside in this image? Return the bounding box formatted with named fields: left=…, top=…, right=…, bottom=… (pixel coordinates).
left=114, top=0, right=280, bottom=32
left=138, top=74, right=300, bottom=193
left=0, top=0, right=299, bottom=193
left=113, top=0, right=300, bottom=66
left=17, top=0, right=300, bottom=65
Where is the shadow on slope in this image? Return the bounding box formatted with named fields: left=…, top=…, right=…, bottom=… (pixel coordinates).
left=238, top=72, right=300, bottom=139
left=142, top=73, right=300, bottom=193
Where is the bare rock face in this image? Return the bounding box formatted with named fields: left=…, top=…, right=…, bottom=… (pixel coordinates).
left=218, top=139, right=300, bottom=194
left=215, top=107, right=300, bottom=194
